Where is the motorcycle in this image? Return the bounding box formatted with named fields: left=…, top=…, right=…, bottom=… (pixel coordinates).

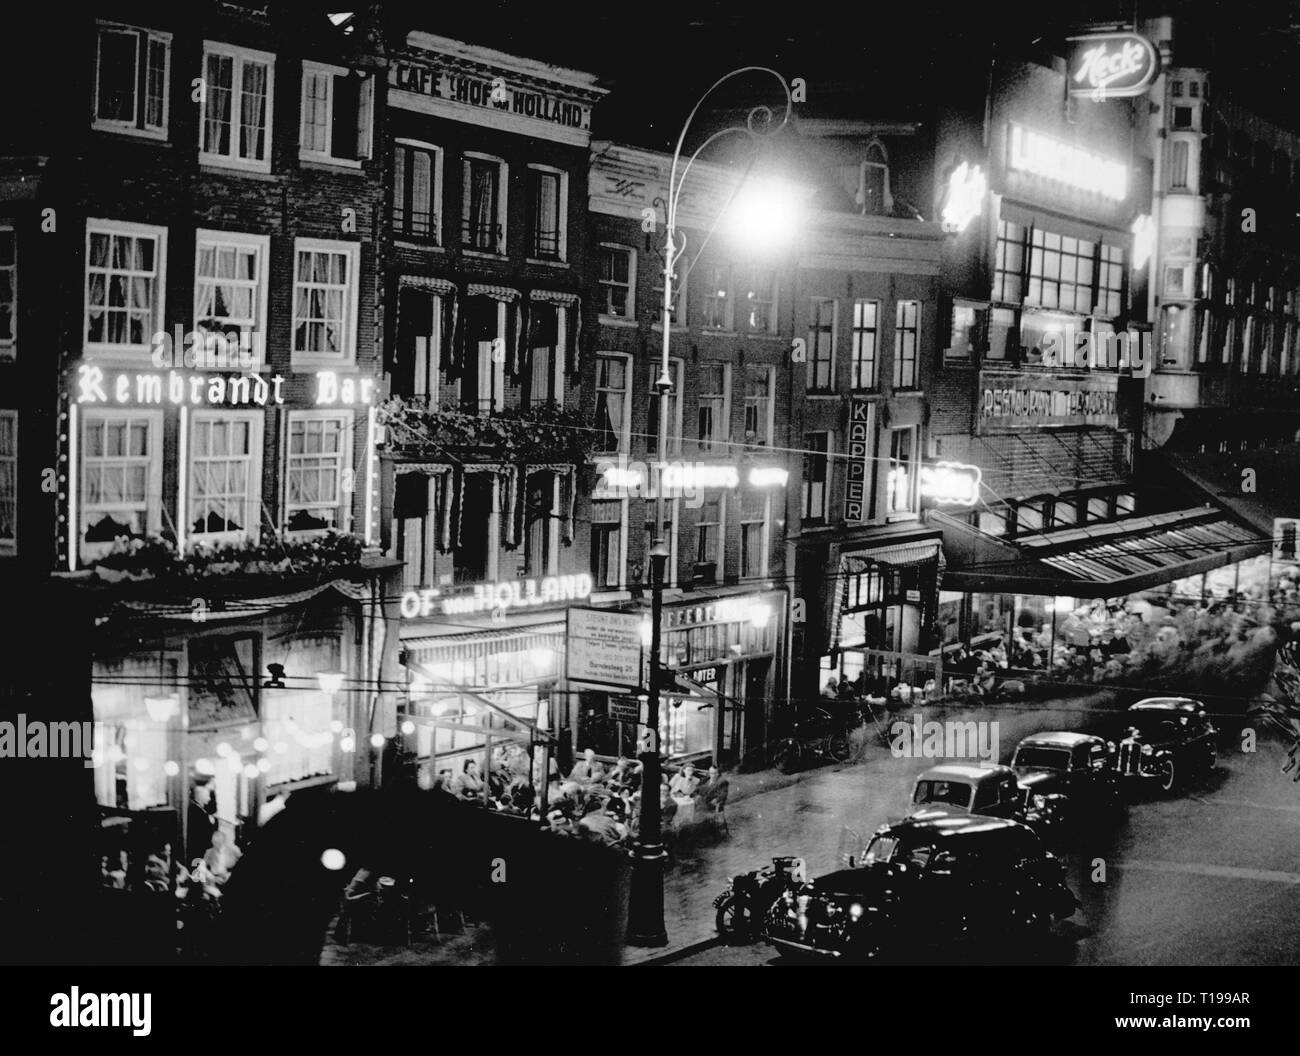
left=771, top=707, right=852, bottom=773
left=713, top=855, right=808, bottom=945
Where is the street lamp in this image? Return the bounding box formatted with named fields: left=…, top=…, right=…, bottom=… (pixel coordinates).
left=627, top=65, right=794, bottom=949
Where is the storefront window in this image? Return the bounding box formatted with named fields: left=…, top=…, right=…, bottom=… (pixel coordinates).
left=659, top=697, right=714, bottom=759
left=92, top=657, right=174, bottom=811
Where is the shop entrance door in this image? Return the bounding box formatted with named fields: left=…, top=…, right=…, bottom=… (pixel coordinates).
left=741, top=659, right=770, bottom=769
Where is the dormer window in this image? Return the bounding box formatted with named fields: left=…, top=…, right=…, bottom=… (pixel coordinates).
left=858, top=139, right=893, bottom=217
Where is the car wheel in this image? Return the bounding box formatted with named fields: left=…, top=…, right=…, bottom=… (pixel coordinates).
left=1157, top=756, right=1178, bottom=793
left=828, top=730, right=852, bottom=762
left=715, top=894, right=751, bottom=945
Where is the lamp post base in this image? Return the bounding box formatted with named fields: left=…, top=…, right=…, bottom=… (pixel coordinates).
left=625, top=839, right=669, bottom=947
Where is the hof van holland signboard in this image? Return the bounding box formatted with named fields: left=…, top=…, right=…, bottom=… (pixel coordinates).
left=977, top=371, right=1119, bottom=433
left=1067, top=32, right=1161, bottom=100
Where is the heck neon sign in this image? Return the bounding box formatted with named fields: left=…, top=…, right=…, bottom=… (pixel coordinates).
left=1068, top=33, right=1160, bottom=100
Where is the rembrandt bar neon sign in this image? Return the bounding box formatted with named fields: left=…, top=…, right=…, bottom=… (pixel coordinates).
left=1008, top=124, right=1127, bottom=201
left=76, top=366, right=376, bottom=407
left=401, top=573, right=594, bottom=619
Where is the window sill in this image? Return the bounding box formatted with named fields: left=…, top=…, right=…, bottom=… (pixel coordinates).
left=81, top=346, right=158, bottom=366
left=92, top=123, right=169, bottom=143
left=463, top=248, right=508, bottom=261
left=649, top=324, right=689, bottom=333
left=599, top=316, right=639, bottom=327
left=291, top=356, right=357, bottom=372
left=199, top=157, right=274, bottom=178
left=394, top=239, right=446, bottom=252
left=700, top=327, right=738, bottom=336
left=893, top=390, right=924, bottom=397
left=526, top=257, right=568, bottom=268
left=299, top=154, right=365, bottom=172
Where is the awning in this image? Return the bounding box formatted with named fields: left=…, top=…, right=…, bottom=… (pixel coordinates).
left=842, top=539, right=942, bottom=569
left=1162, top=446, right=1300, bottom=538
left=936, top=507, right=1269, bottom=598
left=401, top=621, right=565, bottom=667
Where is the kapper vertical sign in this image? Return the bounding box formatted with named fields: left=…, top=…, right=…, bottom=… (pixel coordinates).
left=844, top=398, right=871, bottom=523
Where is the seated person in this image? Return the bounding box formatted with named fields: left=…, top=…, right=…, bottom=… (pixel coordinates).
left=606, top=756, right=635, bottom=789
left=696, top=765, right=730, bottom=812
left=458, top=759, right=485, bottom=799
left=202, top=829, right=242, bottom=885
left=577, top=800, right=626, bottom=846
left=668, top=763, right=699, bottom=799
left=568, top=748, right=606, bottom=785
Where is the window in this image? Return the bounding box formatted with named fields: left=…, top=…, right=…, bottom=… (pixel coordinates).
left=1189, top=81, right=1200, bottom=98
left=642, top=503, right=678, bottom=589
left=803, top=432, right=830, bottom=521
left=594, top=355, right=630, bottom=454
left=851, top=300, right=879, bottom=388
left=0, top=226, right=14, bottom=360
left=1098, top=244, right=1125, bottom=317
left=1027, top=230, right=1096, bottom=314
left=993, top=220, right=1026, bottom=303
left=740, top=268, right=776, bottom=333
left=93, top=23, right=170, bottom=138
left=1171, top=80, right=1183, bottom=97
left=299, top=61, right=374, bottom=164
left=590, top=499, right=624, bottom=588
left=651, top=263, right=687, bottom=327
left=80, top=410, right=162, bottom=558
left=188, top=411, right=263, bottom=540
left=392, top=140, right=441, bottom=242
left=1169, top=140, right=1190, bottom=190
left=1172, top=106, right=1193, bottom=130
left=740, top=491, right=769, bottom=578
left=697, top=363, right=729, bottom=452
left=0, top=412, right=13, bottom=552
left=285, top=411, right=351, bottom=533
left=462, top=154, right=506, bottom=254
left=647, top=358, right=683, bottom=457
left=291, top=238, right=360, bottom=365
left=807, top=298, right=836, bottom=390
left=695, top=493, right=723, bottom=570
left=703, top=265, right=732, bottom=329
left=893, top=300, right=920, bottom=389
left=858, top=140, right=892, bottom=216
left=886, top=427, right=916, bottom=515
left=525, top=305, right=562, bottom=408
left=947, top=302, right=980, bottom=359
left=527, top=166, right=566, bottom=261
left=194, top=230, right=268, bottom=364
left=598, top=244, right=634, bottom=318
left=200, top=42, right=273, bottom=171
left=523, top=471, right=559, bottom=576
left=743, top=367, right=773, bottom=446
left=84, top=220, right=166, bottom=356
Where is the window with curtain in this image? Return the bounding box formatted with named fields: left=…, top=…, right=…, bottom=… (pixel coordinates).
left=703, top=264, right=731, bottom=328
left=299, top=64, right=374, bottom=163
left=189, top=412, right=261, bottom=539
left=594, top=355, right=629, bottom=453
left=81, top=410, right=161, bottom=553
left=523, top=471, right=557, bottom=576
left=695, top=492, right=722, bottom=569
left=85, top=221, right=165, bottom=351
left=292, top=239, right=358, bottom=363
left=740, top=490, right=768, bottom=578
left=598, top=245, right=634, bottom=317
left=91, top=656, right=175, bottom=811
left=194, top=231, right=266, bottom=360
left=590, top=499, right=623, bottom=587
left=803, top=432, right=830, bottom=521
left=887, top=427, right=916, bottom=514
left=463, top=156, right=504, bottom=253
left=1169, top=139, right=1190, bottom=189
left=697, top=363, right=728, bottom=452
left=743, top=367, right=772, bottom=445
left=286, top=411, right=349, bottom=533
left=201, top=43, right=272, bottom=170
left=528, top=167, right=564, bottom=260
left=741, top=268, right=776, bottom=332
left=393, top=142, right=439, bottom=241
left=94, top=23, right=170, bottom=137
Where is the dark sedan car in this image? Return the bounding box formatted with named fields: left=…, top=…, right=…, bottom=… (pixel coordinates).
left=1112, top=697, right=1217, bottom=793
left=1012, top=732, right=1121, bottom=827
left=762, top=815, right=1077, bottom=961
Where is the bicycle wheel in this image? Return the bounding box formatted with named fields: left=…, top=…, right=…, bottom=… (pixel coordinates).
left=828, top=730, right=852, bottom=762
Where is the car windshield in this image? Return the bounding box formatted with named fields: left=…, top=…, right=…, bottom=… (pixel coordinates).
left=912, top=779, right=973, bottom=808
left=1013, top=746, right=1071, bottom=770
left=862, top=836, right=898, bottom=864
left=1127, top=712, right=1186, bottom=739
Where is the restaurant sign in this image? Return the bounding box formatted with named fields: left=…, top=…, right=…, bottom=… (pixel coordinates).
left=1067, top=32, right=1161, bottom=100
left=400, top=573, right=593, bottom=619
left=978, top=371, right=1119, bottom=433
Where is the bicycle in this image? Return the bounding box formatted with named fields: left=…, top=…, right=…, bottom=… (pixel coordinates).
left=770, top=706, right=853, bottom=773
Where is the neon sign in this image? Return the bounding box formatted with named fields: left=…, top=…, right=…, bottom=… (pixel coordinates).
left=1068, top=33, right=1160, bottom=99
left=920, top=461, right=983, bottom=506
left=77, top=365, right=285, bottom=406
left=940, top=162, right=986, bottom=233
left=400, top=573, right=594, bottom=619
left=1008, top=124, right=1127, bottom=201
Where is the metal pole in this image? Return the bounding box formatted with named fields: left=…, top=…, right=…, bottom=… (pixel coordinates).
left=627, top=232, right=676, bottom=949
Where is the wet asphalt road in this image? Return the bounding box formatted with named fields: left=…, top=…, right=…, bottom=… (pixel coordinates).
left=669, top=699, right=1300, bottom=967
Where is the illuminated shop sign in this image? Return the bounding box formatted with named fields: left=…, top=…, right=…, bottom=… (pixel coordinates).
left=920, top=461, right=983, bottom=506
left=74, top=367, right=376, bottom=407
left=1067, top=32, right=1160, bottom=99
left=597, top=460, right=787, bottom=497
left=940, top=162, right=986, bottom=233
left=977, top=371, right=1119, bottom=433
left=1008, top=124, right=1128, bottom=201
left=400, top=573, right=594, bottom=619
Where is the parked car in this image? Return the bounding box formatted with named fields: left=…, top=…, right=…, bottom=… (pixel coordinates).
left=761, top=815, right=1078, bottom=961
left=906, top=762, right=1067, bottom=835
left=1112, top=697, right=1217, bottom=793
left=1011, top=732, right=1121, bottom=826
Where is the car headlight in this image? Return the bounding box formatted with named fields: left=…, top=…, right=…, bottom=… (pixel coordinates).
left=1141, top=744, right=1153, bottom=756
left=849, top=903, right=864, bottom=920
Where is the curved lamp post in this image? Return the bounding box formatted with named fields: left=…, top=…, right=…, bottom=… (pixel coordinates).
left=627, top=66, right=794, bottom=948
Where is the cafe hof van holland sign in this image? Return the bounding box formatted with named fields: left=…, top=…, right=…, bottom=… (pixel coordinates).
left=978, top=371, right=1119, bottom=433
left=388, top=37, right=604, bottom=147
left=1067, top=32, right=1161, bottom=100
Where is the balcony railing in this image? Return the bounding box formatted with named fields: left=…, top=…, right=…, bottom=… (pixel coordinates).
left=462, top=218, right=504, bottom=254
